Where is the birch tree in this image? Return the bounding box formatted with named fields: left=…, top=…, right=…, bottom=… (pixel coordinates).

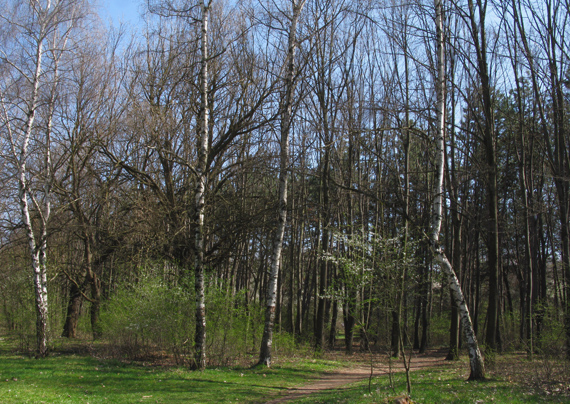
left=192, top=0, right=211, bottom=370
left=430, top=0, right=485, bottom=380
left=0, top=0, right=83, bottom=357
left=258, top=0, right=307, bottom=368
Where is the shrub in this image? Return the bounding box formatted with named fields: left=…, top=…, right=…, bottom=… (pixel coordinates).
left=99, top=270, right=302, bottom=367
left=0, top=266, right=36, bottom=353
left=207, top=287, right=264, bottom=366
left=99, top=274, right=193, bottom=361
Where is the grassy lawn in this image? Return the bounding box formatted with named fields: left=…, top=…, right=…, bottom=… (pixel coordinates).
left=1, top=341, right=569, bottom=404
left=0, top=353, right=342, bottom=404
left=294, top=355, right=570, bottom=404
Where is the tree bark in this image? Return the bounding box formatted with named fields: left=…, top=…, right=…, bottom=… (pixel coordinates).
left=432, top=0, right=485, bottom=380
left=193, top=0, right=211, bottom=371
left=9, top=2, right=50, bottom=357
left=258, top=0, right=306, bottom=367
left=62, top=281, right=83, bottom=339
left=462, top=0, right=501, bottom=352
left=315, top=145, right=330, bottom=350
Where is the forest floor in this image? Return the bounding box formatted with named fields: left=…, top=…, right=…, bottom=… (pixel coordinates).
left=264, top=346, right=570, bottom=404
left=1, top=336, right=569, bottom=403
left=266, top=348, right=450, bottom=403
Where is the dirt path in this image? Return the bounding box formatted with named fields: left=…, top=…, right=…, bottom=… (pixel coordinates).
left=266, top=350, right=450, bottom=403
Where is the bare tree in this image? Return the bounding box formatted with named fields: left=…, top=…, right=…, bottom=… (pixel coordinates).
left=258, top=0, right=307, bottom=367
left=0, top=0, right=84, bottom=357
left=430, top=0, right=485, bottom=380
left=55, top=23, right=126, bottom=340
left=111, top=0, right=279, bottom=369
left=506, top=0, right=570, bottom=359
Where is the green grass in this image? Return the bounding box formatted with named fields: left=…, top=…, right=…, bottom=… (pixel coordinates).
left=0, top=353, right=343, bottom=404
left=1, top=341, right=569, bottom=404
left=293, top=359, right=570, bottom=404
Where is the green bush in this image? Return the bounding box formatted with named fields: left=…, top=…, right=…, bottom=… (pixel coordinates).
left=99, top=274, right=194, bottom=361
left=535, top=304, right=565, bottom=356
left=207, top=288, right=264, bottom=366
left=99, top=270, right=303, bottom=367
left=428, top=313, right=449, bottom=347
left=0, top=266, right=36, bottom=353
left=273, top=329, right=310, bottom=359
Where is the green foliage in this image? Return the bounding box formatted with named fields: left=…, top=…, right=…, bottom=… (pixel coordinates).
left=273, top=329, right=312, bottom=360
left=205, top=284, right=308, bottom=365
left=99, top=272, right=193, bottom=362
left=535, top=304, right=565, bottom=356
left=0, top=264, right=36, bottom=353
left=98, top=268, right=301, bottom=366
left=500, top=310, right=523, bottom=352
left=429, top=314, right=453, bottom=347
left=206, top=287, right=263, bottom=366
left=324, top=231, right=418, bottom=305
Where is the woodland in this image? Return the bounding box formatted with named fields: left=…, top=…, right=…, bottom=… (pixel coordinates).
left=0, top=0, right=569, bottom=384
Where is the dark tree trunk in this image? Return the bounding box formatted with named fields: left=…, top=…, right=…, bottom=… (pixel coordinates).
left=62, top=282, right=83, bottom=339
left=343, top=296, right=355, bottom=354
left=446, top=292, right=460, bottom=360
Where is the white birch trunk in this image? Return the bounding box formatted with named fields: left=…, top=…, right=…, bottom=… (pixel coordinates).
left=193, top=0, right=210, bottom=371
left=258, top=0, right=306, bottom=367
left=5, top=1, right=52, bottom=357
left=431, top=0, right=485, bottom=380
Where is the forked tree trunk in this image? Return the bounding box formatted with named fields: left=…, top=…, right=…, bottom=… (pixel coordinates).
left=432, top=0, right=485, bottom=380
left=7, top=0, right=78, bottom=357
left=13, top=8, right=50, bottom=357
left=259, top=0, right=306, bottom=367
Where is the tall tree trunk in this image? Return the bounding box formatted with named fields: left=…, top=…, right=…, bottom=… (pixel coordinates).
left=343, top=291, right=356, bottom=354
left=85, top=238, right=102, bottom=339
left=446, top=292, right=460, bottom=360
left=11, top=9, right=51, bottom=357
left=419, top=262, right=430, bottom=353
left=547, top=18, right=570, bottom=362
left=447, top=172, right=462, bottom=360
left=316, top=144, right=330, bottom=350
left=258, top=0, right=306, bottom=367
left=394, top=8, right=412, bottom=359
left=193, top=0, right=211, bottom=371
left=432, top=0, right=485, bottom=380
left=464, top=0, right=500, bottom=352
left=510, top=0, right=570, bottom=359
left=511, top=42, right=534, bottom=355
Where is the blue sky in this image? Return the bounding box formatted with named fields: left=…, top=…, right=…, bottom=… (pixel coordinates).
left=100, top=0, right=142, bottom=27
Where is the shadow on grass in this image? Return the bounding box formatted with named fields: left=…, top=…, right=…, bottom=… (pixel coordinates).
left=0, top=355, right=324, bottom=404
